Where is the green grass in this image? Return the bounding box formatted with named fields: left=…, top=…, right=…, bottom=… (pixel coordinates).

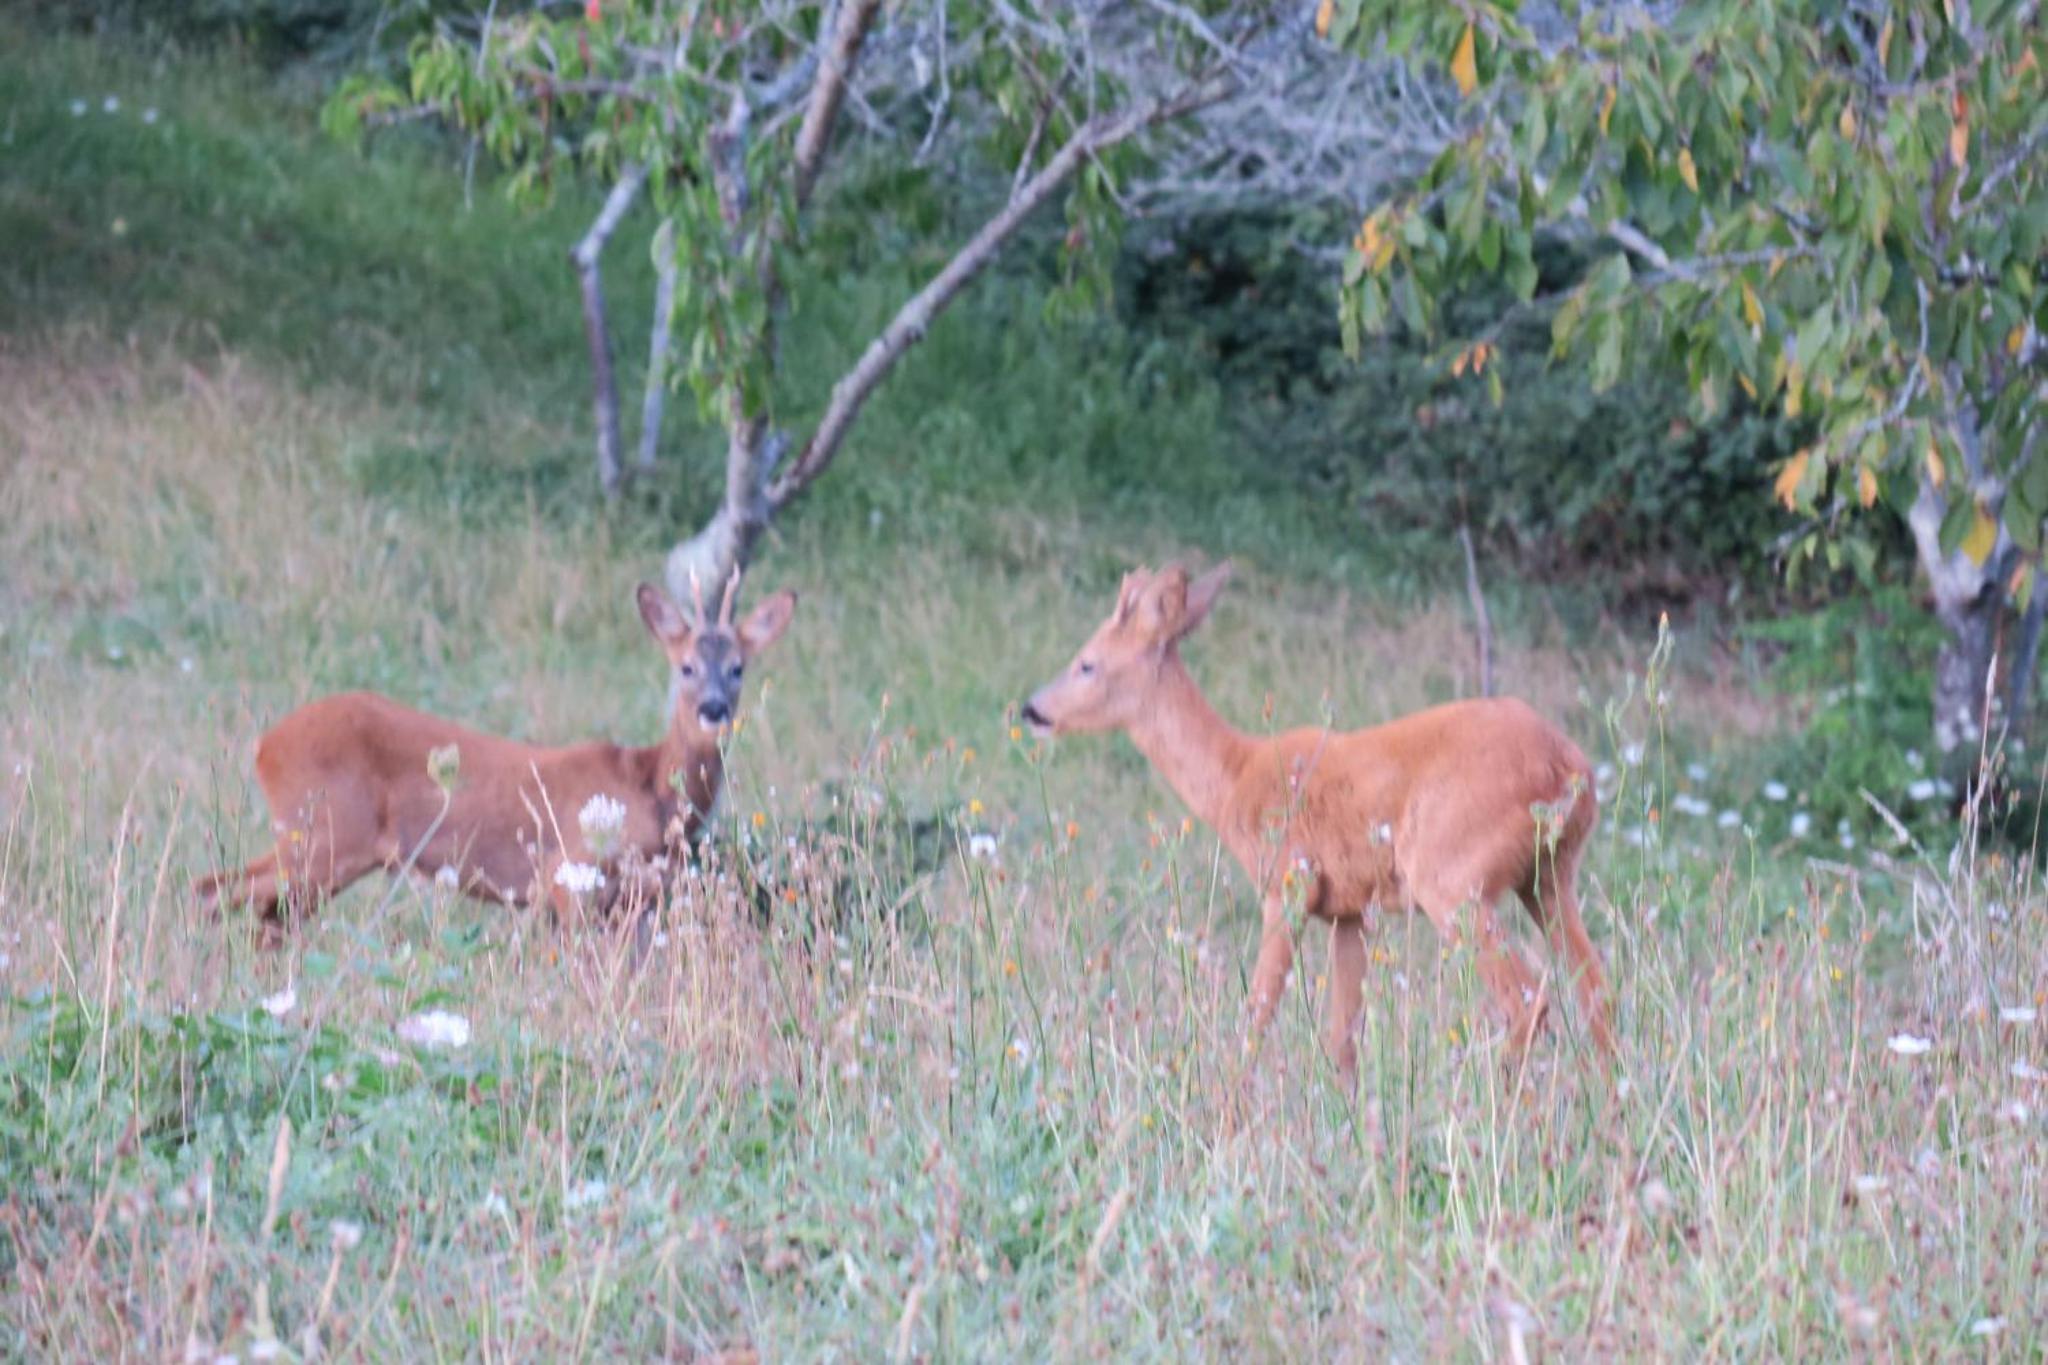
left=3, top=21, right=2045, bottom=1361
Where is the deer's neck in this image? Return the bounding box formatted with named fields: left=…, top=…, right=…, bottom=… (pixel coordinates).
left=1124, top=654, right=1253, bottom=837
left=644, top=720, right=724, bottom=836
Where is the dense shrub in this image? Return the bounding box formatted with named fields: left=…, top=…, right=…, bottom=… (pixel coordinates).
left=1117, top=214, right=1803, bottom=599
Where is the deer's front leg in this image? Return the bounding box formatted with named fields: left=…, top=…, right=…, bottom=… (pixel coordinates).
left=1247, top=896, right=1297, bottom=1042
left=1325, top=916, right=1368, bottom=1081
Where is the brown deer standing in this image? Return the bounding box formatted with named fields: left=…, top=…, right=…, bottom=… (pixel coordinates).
left=194, top=577, right=795, bottom=935
left=1022, top=563, right=1613, bottom=1079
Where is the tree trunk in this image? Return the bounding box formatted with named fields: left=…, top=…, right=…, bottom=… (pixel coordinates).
left=2005, top=570, right=2047, bottom=749
left=1908, top=473, right=2013, bottom=795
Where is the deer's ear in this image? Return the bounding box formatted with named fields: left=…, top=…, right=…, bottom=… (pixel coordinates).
left=637, top=582, right=692, bottom=649
left=1111, top=569, right=1146, bottom=626
left=1173, top=561, right=1232, bottom=641
left=738, top=589, right=797, bottom=656
left=1140, top=564, right=1191, bottom=641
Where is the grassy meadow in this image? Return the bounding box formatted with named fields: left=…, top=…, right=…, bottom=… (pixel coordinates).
left=3, top=22, right=2044, bottom=1362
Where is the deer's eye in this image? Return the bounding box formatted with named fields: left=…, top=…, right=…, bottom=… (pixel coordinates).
left=1077, top=659, right=1097, bottom=677
left=730, top=663, right=744, bottom=680
left=681, top=663, right=696, bottom=678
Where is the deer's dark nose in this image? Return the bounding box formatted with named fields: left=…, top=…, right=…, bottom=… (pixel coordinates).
left=1021, top=701, right=1052, bottom=731
left=698, top=700, right=732, bottom=726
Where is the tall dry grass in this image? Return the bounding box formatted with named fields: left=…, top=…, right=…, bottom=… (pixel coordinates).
left=2, top=341, right=2043, bottom=1360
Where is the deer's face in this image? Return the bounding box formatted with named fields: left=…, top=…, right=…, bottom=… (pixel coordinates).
left=1022, top=562, right=1231, bottom=737
left=637, top=581, right=797, bottom=735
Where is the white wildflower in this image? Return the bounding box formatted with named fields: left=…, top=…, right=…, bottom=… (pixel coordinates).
left=70, top=98, right=87, bottom=116
left=1839, top=833, right=1856, bottom=850
left=1970, top=1318, right=2005, bottom=1337
left=1851, top=1174, right=1889, bottom=1198
left=1789, top=812, right=1813, bottom=838
left=1621, top=743, right=1645, bottom=767
left=248, top=1338, right=282, bottom=1362
left=1763, top=781, right=1790, bottom=802
left=564, top=1178, right=609, bottom=1210
left=553, top=860, right=606, bottom=896
left=1906, top=778, right=1939, bottom=802
left=1008, top=1036, right=1032, bottom=1065
left=1595, top=762, right=1615, bottom=785
left=1685, top=762, right=1709, bottom=783
left=1717, top=809, right=1742, bottom=829
left=433, top=865, right=460, bottom=890
left=179, top=656, right=194, bottom=674
left=577, top=793, right=628, bottom=856
left=329, top=1219, right=363, bottom=1251
left=479, top=1190, right=510, bottom=1218
left=102, top=95, right=119, bottom=113
left=2000, top=1100, right=2031, bottom=1123
left=1998, top=1005, right=2036, bottom=1024
left=1886, top=1033, right=1933, bottom=1057
left=1672, top=794, right=1712, bottom=818
left=1905, top=748, right=1923, bottom=770
left=396, top=1009, right=471, bottom=1050
left=259, top=984, right=296, bottom=1019
left=142, top=107, right=159, bottom=124
left=968, top=832, right=998, bottom=860
left=2012, top=1060, right=2046, bottom=1082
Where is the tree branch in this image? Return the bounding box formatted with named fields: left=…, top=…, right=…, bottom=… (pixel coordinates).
left=637, top=216, right=677, bottom=477
left=794, top=0, right=884, bottom=208
left=766, top=80, right=1231, bottom=510
left=570, top=162, right=649, bottom=498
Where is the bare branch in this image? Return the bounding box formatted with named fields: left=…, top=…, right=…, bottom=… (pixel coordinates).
left=1458, top=524, right=1495, bottom=698
left=768, top=79, right=1231, bottom=510
left=794, top=0, right=884, bottom=207
left=570, top=162, right=649, bottom=498
left=637, top=216, right=678, bottom=477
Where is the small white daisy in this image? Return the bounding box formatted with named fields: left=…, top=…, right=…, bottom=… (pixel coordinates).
left=1763, top=781, right=1790, bottom=802
left=577, top=793, right=628, bottom=856
left=1970, top=1318, right=2005, bottom=1338
left=1906, top=778, right=1939, bottom=802
left=1998, top=1005, right=2035, bottom=1024
left=434, top=865, right=460, bottom=889
left=70, top=98, right=87, bottom=116
left=329, top=1219, right=363, bottom=1251
left=142, top=107, right=159, bottom=124
left=102, top=95, right=119, bottom=113
left=260, top=985, right=296, bottom=1018
left=1717, top=809, right=1742, bottom=829
left=1789, top=812, right=1813, bottom=838
left=1886, top=1033, right=1932, bottom=1056
left=553, top=860, right=606, bottom=896
left=968, top=832, right=998, bottom=860
left=396, top=1009, right=471, bottom=1050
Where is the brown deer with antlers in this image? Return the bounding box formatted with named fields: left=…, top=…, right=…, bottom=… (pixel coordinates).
left=1022, top=562, right=1613, bottom=1079
left=195, top=576, right=795, bottom=935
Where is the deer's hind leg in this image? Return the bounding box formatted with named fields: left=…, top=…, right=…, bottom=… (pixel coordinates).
left=194, top=851, right=283, bottom=919
left=265, top=782, right=385, bottom=934
left=1325, top=916, right=1368, bottom=1081
left=1410, top=864, right=1548, bottom=1058
left=1517, top=834, right=1615, bottom=1055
